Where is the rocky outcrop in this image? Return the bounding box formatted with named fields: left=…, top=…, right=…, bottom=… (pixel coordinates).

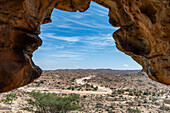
left=0, top=0, right=169, bottom=92
left=98, top=0, right=170, bottom=85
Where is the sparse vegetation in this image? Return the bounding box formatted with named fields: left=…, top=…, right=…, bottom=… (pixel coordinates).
left=1, top=93, right=17, bottom=105
left=127, top=108, right=141, bottom=113
left=117, top=90, right=125, bottom=94
left=0, top=70, right=169, bottom=113
left=160, top=105, right=170, bottom=111
left=21, top=91, right=81, bottom=113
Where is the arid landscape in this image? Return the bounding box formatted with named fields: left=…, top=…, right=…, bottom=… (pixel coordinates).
left=0, top=0, right=170, bottom=113
left=0, top=69, right=170, bottom=113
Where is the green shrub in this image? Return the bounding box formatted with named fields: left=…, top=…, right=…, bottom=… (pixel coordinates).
left=22, top=91, right=81, bottom=113
left=160, top=106, right=170, bottom=111
left=93, top=86, right=98, bottom=91
left=85, top=88, right=91, bottom=91
left=36, top=82, right=41, bottom=87
left=127, top=108, right=141, bottom=113
left=71, top=87, right=75, bottom=90
left=83, top=95, right=87, bottom=98
left=152, top=92, right=156, bottom=96
left=67, top=87, right=71, bottom=90
left=83, top=79, right=87, bottom=82
left=71, top=78, right=75, bottom=82
left=143, top=92, right=149, bottom=95
left=1, top=93, right=17, bottom=105
left=138, top=90, right=143, bottom=93
left=117, top=90, right=125, bottom=94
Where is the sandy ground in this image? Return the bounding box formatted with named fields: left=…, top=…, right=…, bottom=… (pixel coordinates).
left=62, top=75, right=112, bottom=95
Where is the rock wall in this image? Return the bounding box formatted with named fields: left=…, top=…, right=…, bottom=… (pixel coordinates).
left=93, top=0, right=170, bottom=85
left=0, top=0, right=169, bottom=92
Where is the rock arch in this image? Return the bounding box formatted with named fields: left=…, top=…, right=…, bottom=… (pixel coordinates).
left=0, top=0, right=169, bottom=92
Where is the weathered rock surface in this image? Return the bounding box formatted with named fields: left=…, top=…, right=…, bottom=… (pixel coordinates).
left=0, top=0, right=169, bottom=92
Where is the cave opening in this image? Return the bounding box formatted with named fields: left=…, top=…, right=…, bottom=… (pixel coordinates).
left=33, top=1, right=142, bottom=70
left=0, top=0, right=169, bottom=93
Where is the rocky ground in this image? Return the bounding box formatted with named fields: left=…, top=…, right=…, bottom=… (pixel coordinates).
left=0, top=69, right=169, bottom=113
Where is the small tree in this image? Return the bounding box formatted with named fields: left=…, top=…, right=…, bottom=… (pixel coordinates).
left=22, top=91, right=81, bottom=113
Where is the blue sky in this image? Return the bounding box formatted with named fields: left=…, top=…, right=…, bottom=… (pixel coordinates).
left=33, top=2, right=142, bottom=70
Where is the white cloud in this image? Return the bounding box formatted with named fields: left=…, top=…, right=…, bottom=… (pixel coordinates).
left=85, top=40, right=114, bottom=46
left=42, top=33, right=80, bottom=42
left=123, top=64, right=129, bottom=67
left=69, top=14, right=84, bottom=19
left=41, top=32, right=115, bottom=47
left=57, top=24, right=72, bottom=28
left=39, top=45, right=65, bottom=51
left=91, top=2, right=108, bottom=11
left=60, top=16, right=116, bottom=30
left=63, top=17, right=98, bottom=28
left=80, top=34, right=115, bottom=47
left=92, top=8, right=108, bottom=15
left=51, top=54, right=80, bottom=58
left=49, top=51, right=86, bottom=59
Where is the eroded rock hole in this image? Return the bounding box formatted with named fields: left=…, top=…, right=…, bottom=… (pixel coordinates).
left=140, top=3, right=157, bottom=24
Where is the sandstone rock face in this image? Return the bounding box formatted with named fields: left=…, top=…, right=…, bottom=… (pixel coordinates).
left=0, top=0, right=169, bottom=92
